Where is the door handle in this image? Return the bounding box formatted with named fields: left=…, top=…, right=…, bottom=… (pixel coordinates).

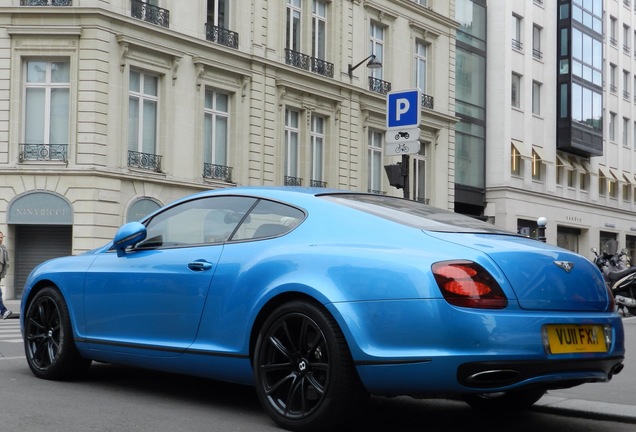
left=188, top=261, right=213, bottom=271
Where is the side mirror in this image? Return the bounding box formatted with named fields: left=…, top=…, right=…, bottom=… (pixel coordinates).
left=113, top=222, right=147, bottom=257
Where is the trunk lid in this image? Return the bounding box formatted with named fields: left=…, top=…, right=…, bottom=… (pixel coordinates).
left=425, top=232, right=610, bottom=312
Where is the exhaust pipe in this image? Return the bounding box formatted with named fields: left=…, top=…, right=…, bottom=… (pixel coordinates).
left=465, top=369, right=521, bottom=386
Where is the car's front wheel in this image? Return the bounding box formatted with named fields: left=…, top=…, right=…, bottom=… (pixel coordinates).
left=253, top=300, right=367, bottom=432
left=24, top=286, right=91, bottom=380
left=462, top=388, right=546, bottom=410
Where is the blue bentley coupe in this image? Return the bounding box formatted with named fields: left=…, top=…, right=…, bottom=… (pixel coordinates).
left=21, top=187, right=625, bottom=431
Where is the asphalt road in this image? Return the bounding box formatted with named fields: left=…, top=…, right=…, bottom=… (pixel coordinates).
left=1, top=309, right=634, bottom=431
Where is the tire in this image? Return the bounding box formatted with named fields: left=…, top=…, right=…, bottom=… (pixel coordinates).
left=24, top=287, right=91, bottom=380
left=462, top=388, right=546, bottom=411
left=253, top=300, right=367, bottom=432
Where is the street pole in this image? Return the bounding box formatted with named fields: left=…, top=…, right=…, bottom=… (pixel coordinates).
left=402, top=154, right=409, bottom=200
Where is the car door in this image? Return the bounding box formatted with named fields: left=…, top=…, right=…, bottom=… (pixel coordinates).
left=83, top=195, right=257, bottom=357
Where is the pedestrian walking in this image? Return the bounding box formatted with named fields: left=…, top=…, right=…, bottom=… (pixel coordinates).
left=0, top=231, right=12, bottom=319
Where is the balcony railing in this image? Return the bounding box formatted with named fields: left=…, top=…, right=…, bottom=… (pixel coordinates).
left=203, top=163, right=233, bottom=183
left=284, top=175, right=303, bottom=186
left=205, top=23, right=239, bottom=49
left=310, top=179, right=327, bottom=188
left=19, top=143, right=68, bottom=162
left=285, top=48, right=334, bottom=78
left=532, top=48, right=543, bottom=60
left=20, top=0, right=71, bottom=5
left=512, top=39, right=523, bottom=50
left=131, top=0, right=170, bottom=28
left=128, top=150, right=162, bottom=172
left=368, top=77, right=391, bottom=95
left=421, top=93, right=434, bottom=110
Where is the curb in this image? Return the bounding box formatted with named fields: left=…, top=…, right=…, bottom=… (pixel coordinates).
left=535, top=396, right=636, bottom=424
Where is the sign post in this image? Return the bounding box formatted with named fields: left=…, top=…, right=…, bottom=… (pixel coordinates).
left=385, top=89, right=422, bottom=199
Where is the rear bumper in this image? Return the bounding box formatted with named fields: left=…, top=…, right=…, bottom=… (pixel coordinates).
left=457, top=356, right=625, bottom=389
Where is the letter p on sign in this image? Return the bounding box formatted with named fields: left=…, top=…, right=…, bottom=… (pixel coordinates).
left=386, top=89, right=421, bottom=129
left=396, top=98, right=410, bottom=121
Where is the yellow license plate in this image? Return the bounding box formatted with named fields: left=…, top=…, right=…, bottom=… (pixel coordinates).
left=545, top=325, right=608, bottom=354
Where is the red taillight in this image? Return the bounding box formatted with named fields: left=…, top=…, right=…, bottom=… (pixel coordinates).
left=432, top=260, right=508, bottom=309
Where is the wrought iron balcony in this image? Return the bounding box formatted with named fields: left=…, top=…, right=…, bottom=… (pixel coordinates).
left=128, top=150, right=162, bottom=172
left=20, top=0, right=71, bottom=5
left=284, top=175, right=303, bottom=186
left=421, top=93, right=434, bottom=110
left=511, top=39, right=523, bottom=50
left=205, top=23, right=239, bottom=49
left=310, top=179, right=327, bottom=188
left=19, top=143, right=68, bottom=162
left=203, top=163, right=233, bottom=183
left=311, top=58, right=334, bottom=78
left=131, top=0, right=169, bottom=28
left=368, top=77, right=391, bottom=95
left=285, top=49, right=334, bottom=78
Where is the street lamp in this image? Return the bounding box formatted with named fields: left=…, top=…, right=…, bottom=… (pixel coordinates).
left=347, top=54, right=382, bottom=78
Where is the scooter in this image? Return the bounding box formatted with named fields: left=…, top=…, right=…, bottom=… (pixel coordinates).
left=591, top=239, right=636, bottom=317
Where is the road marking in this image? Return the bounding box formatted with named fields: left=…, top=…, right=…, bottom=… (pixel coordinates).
left=0, top=320, right=22, bottom=343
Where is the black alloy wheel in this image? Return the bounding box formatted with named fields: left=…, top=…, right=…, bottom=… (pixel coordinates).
left=24, top=286, right=91, bottom=380
left=253, top=300, right=367, bottom=432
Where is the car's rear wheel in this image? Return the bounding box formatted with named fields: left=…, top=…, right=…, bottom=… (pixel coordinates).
left=253, top=300, right=367, bottom=432
left=462, top=388, right=546, bottom=410
left=24, top=286, right=91, bottom=380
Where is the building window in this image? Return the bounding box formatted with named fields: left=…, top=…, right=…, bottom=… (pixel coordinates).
left=580, top=171, right=589, bottom=191
left=610, top=16, right=617, bottom=46
left=413, top=144, right=427, bottom=203
left=310, top=115, right=325, bottom=187
left=370, top=22, right=385, bottom=80
left=512, top=14, right=523, bottom=50
left=203, top=89, right=229, bottom=168
left=532, top=24, right=542, bottom=59
left=415, top=40, right=428, bottom=94
left=511, top=73, right=521, bottom=108
left=128, top=70, right=158, bottom=155
left=609, top=112, right=616, bottom=142
left=531, top=150, right=542, bottom=181
left=571, top=83, right=602, bottom=130
left=511, top=143, right=521, bottom=176
left=312, top=0, right=327, bottom=61
left=610, top=64, right=617, bottom=93
left=532, top=81, right=541, bottom=115
left=609, top=177, right=618, bottom=198
left=207, top=0, right=228, bottom=28
left=284, top=108, right=301, bottom=184
left=624, top=70, right=631, bottom=99
left=572, top=27, right=602, bottom=86
left=624, top=24, right=631, bottom=55
left=23, top=60, right=70, bottom=154
left=599, top=171, right=607, bottom=196
left=624, top=117, right=630, bottom=147
left=286, top=0, right=302, bottom=52
left=623, top=183, right=632, bottom=202
left=368, top=129, right=384, bottom=193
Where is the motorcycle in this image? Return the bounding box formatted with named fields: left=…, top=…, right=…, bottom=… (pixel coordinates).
left=591, top=239, right=636, bottom=317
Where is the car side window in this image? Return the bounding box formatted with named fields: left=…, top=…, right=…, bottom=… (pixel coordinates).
left=136, top=196, right=257, bottom=248
left=231, top=199, right=304, bottom=241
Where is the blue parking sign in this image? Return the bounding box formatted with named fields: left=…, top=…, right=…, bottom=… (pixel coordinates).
left=386, top=89, right=421, bottom=129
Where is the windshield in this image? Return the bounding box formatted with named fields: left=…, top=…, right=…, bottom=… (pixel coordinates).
left=320, top=193, right=512, bottom=234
